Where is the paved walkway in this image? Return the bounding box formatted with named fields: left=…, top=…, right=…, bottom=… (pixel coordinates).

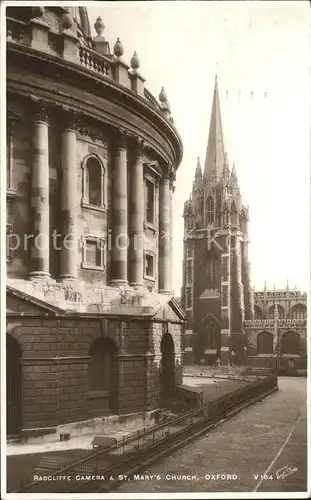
left=118, top=377, right=308, bottom=495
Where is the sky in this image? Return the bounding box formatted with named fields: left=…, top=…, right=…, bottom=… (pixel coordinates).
left=88, top=0, right=310, bottom=294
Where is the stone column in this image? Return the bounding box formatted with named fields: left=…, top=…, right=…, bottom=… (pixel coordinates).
left=129, top=139, right=144, bottom=287
left=59, top=109, right=78, bottom=280
left=159, top=172, right=171, bottom=293
left=29, top=100, right=50, bottom=279
left=169, top=182, right=174, bottom=293
left=110, top=131, right=128, bottom=286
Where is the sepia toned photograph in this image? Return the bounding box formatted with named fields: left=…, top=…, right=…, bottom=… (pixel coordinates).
left=1, top=1, right=309, bottom=498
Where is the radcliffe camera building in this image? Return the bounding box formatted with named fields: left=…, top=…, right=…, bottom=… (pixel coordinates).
left=181, top=78, right=307, bottom=370
left=6, top=6, right=186, bottom=439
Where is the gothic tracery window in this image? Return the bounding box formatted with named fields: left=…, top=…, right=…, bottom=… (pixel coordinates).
left=206, top=196, right=214, bottom=224
left=291, top=304, right=307, bottom=320
left=268, top=304, right=285, bottom=319
left=185, top=286, right=193, bottom=309
left=254, top=305, right=263, bottom=320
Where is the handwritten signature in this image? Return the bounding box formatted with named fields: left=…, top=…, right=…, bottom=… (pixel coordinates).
left=276, top=465, right=298, bottom=480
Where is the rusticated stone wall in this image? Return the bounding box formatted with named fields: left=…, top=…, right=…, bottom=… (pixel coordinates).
left=7, top=313, right=184, bottom=434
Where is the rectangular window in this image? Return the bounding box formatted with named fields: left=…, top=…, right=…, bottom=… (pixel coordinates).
left=6, top=224, right=13, bottom=263
left=145, top=179, right=155, bottom=224
left=145, top=253, right=154, bottom=278
left=83, top=238, right=105, bottom=270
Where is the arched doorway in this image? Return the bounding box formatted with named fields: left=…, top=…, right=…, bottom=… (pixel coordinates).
left=281, top=331, right=300, bottom=355
left=88, top=338, right=118, bottom=412
left=7, top=335, right=21, bottom=436
left=160, top=333, right=175, bottom=403
left=195, top=315, right=220, bottom=365
left=257, top=331, right=273, bottom=355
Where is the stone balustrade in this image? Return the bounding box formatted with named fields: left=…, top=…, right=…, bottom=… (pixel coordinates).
left=254, top=290, right=307, bottom=300
left=244, top=318, right=306, bottom=328
left=7, top=16, right=169, bottom=119
left=79, top=45, right=112, bottom=78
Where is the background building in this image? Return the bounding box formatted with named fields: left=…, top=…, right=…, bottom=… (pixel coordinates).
left=245, top=286, right=307, bottom=370
left=181, top=78, right=307, bottom=371
left=6, top=6, right=185, bottom=439
left=181, top=77, right=253, bottom=367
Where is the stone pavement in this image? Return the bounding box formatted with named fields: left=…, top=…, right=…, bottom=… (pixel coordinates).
left=118, top=377, right=308, bottom=495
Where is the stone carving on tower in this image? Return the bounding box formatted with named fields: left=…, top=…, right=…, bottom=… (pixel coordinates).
left=181, top=76, right=254, bottom=366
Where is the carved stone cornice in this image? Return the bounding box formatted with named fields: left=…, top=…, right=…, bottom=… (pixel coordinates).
left=114, top=127, right=128, bottom=150
left=7, top=111, right=20, bottom=133
left=132, top=137, right=145, bottom=158
left=170, top=179, right=176, bottom=192
left=77, top=124, right=107, bottom=144
left=61, top=106, right=80, bottom=132
left=7, top=43, right=183, bottom=166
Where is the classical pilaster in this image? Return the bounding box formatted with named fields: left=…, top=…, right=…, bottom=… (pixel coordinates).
left=231, top=234, right=245, bottom=332
left=29, top=100, right=50, bottom=280
left=110, top=131, right=128, bottom=286
left=59, top=109, right=78, bottom=280
left=159, top=170, right=171, bottom=293
left=129, top=139, right=144, bottom=287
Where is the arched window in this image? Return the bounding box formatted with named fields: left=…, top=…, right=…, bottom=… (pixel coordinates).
left=291, top=303, right=307, bottom=320
left=206, top=196, right=214, bottom=224
left=281, top=331, right=300, bottom=355
left=88, top=338, right=117, bottom=392
left=257, top=331, right=273, bottom=354
left=82, top=155, right=106, bottom=209
left=145, top=177, right=155, bottom=224
left=254, top=305, right=263, bottom=320
left=268, top=304, right=285, bottom=319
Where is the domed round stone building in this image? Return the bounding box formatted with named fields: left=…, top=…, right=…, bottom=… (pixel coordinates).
left=6, top=6, right=185, bottom=438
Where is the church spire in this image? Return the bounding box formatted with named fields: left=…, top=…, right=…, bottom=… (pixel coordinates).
left=192, top=156, right=203, bottom=193
left=195, top=156, right=202, bottom=180
left=203, top=75, right=226, bottom=181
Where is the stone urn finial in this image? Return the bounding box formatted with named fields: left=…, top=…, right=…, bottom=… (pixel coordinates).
left=130, top=51, right=140, bottom=71
left=94, top=17, right=105, bottom=37
left=61, top=8, right=73, bottom=30
left=114, top=37, right=124, bottom=58
left=159, top=86, right=167, bottom=103
left=159, top=87, right=171, bottom=113
left=31, top=6, right=45, bottom=19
